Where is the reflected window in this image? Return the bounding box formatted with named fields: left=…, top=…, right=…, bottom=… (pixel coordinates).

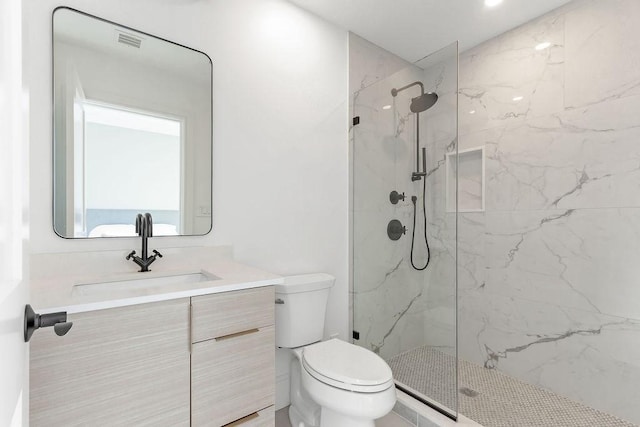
left=73, top=101, right=183, bottom=237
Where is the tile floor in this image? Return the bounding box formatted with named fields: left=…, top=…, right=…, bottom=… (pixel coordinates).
left=390, top=346, right=636, bottom=427
left=275, top=345, right=637, bottom=427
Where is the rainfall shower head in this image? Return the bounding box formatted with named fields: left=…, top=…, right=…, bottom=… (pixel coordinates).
left=391, top=81, right=438, bottom=113
left=410, top=92, right=438, bottom=113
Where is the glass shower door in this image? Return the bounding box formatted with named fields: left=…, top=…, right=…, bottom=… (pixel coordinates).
left=352, top=42, right=458, bottom=417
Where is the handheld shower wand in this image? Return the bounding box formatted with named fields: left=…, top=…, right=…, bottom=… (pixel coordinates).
left=413, top=147, right=427, bottom=181
left=410, top=185, right=431, bottom=270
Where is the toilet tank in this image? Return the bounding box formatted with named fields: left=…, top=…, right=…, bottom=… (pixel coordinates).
left=275, top=273, right=335, bottom=348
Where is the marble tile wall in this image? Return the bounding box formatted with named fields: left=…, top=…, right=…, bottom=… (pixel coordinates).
left=352, top=0, right=640, bottom=424
left=457, top=0, right=640, bottom=424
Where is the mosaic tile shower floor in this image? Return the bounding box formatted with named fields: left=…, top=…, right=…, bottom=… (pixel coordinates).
left=389, top=346, right=636, bottom=427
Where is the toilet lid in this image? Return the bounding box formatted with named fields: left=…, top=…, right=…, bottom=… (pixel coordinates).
left=302, top=339, right=394, bottom=393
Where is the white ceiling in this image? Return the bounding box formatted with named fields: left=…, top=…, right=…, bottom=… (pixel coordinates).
left=287, top=0, right=573, bottom=62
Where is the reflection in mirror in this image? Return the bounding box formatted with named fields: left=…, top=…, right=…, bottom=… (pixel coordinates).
left=53, top=7, right=212, bottom=238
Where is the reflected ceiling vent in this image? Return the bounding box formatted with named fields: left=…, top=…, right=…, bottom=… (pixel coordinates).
left=117, top=31, right=142, bottom=48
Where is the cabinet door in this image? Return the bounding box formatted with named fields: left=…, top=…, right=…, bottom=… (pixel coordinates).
left=191, top=326, right=275, bottom=426
left=30, top=299, right=191, bottom=427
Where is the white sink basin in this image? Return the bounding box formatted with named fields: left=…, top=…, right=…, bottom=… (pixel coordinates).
left=72, top=272, right=219, bottom=297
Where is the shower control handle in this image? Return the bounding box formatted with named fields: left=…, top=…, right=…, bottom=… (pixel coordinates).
left=387, top=219, right=407, bottom=241
left=389, top=191, right=406, bottom=205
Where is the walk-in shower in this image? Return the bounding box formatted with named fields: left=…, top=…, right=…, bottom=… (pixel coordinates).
left=352, top=1, right=640, bottom=425
left=352, top=42, right=459, bottom=418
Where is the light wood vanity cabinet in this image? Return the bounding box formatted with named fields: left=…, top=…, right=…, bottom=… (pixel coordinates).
left=30, top=298, right=191, bottom=426
left=30, top=286, right=275, bottom=427
left=191, top=286, right=276, bottom=426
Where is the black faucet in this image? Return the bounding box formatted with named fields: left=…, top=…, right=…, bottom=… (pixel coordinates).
left=126, top=213, right=162, bottom=272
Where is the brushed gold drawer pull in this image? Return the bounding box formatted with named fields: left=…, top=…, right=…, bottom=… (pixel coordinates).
left=223, top=411, right=259, bottom=426
left=215, top=328, right=259, bottom=341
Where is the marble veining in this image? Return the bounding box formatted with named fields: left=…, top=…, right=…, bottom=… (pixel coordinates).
left=493, top=209, right=574, bottom=269
left=371, top=290, right=423, bottom=355
left=353, top=0, right=640, bottom=424
left=482, top=322, right=623, bottom=370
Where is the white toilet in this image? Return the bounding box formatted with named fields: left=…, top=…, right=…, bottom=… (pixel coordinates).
left=276, top=273, right=396, bottom=427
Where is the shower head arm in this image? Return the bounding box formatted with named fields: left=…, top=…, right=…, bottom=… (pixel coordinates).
left=391, top=81, right=425, bottom=97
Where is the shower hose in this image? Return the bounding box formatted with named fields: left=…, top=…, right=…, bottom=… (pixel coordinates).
left=410, top=177, right=431, bottom=270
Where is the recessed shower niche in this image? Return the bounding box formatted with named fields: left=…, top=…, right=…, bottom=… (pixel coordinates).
left=446, top=146, right=484, bottom=212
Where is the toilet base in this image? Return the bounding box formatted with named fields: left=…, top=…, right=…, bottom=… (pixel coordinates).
left=320, top=407, right=375, bottom=427
left=289, top=349, right=321, bottom=427
left=290, top=404, right=320, bottom=427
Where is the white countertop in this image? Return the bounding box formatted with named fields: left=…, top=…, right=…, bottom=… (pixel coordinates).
left=30, top=247, right=283, bottom=314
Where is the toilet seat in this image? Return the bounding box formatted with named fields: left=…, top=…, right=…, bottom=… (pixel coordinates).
left=301, top=339, right=394, bottom=393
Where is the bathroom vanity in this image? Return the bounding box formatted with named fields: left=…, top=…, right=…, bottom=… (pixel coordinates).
left=29, top=248, right=280, bottom=426
left=34, top=8, right=276, bottom=424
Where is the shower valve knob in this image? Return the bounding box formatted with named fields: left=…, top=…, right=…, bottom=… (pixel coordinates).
left=387, top=219, right=407, bottom=241
left=389, top=191, right=406, bottom=205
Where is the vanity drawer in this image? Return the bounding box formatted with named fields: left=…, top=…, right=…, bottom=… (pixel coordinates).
left=191, top=325, right=275, bottom=426
left=191, top=286, right=274, bottom=343
left=221, top=406, right=274, bottom=426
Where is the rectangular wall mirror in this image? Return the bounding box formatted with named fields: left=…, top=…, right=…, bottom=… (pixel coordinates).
left=53, top=7, right=212, bottom=238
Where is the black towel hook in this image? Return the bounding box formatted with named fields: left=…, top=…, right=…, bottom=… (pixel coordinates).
left=24, top=304, right=73, bottom=342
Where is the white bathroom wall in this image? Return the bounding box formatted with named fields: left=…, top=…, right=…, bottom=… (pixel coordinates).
left=24, top=0, right=348, bottom=332
left=23, top=0, right=349, bottom=410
